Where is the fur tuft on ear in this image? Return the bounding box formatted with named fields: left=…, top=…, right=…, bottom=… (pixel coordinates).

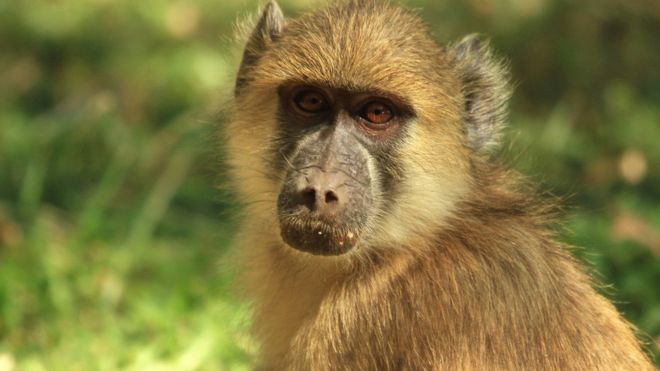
left=450, top=34, right=512, bottom=153
left=235, top=1, right=284, bottom=96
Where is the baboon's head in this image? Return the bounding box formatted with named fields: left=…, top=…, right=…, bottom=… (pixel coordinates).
left=227, top=0, right=510, bottom=256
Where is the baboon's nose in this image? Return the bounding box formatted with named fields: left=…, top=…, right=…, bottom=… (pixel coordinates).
left=298, top=169, right=346, bottom=217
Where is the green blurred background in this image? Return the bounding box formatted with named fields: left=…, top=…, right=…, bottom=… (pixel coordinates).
left=0, top=0, right=658, bottom=369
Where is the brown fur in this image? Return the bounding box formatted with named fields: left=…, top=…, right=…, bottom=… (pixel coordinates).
left=224, top=1, right=653, bottom=369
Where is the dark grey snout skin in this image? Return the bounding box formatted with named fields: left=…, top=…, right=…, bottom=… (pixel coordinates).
left=277, top=125, right=372, bottom=256
left=297, top=167, right=346, bottom=218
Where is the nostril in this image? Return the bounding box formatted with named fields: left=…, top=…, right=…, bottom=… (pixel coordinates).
left=301, top=187, right=317, bottom=209
left=324, top=190, right=339, bottom=204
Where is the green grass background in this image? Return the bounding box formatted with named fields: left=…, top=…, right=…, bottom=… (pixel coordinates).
left=0, top=0, right=658, bottom=369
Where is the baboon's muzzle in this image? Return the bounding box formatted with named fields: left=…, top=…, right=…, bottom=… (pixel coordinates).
left=276, top=128, right=372, bottom=256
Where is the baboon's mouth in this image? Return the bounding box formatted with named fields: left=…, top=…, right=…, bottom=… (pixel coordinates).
left=278, top=215, right=361, bottom=256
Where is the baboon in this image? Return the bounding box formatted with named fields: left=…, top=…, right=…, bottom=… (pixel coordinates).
left=224, top=0, right=653, bottom=369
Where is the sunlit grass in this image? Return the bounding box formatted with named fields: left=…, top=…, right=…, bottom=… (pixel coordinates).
left=0, top=112, right=254, bottom=369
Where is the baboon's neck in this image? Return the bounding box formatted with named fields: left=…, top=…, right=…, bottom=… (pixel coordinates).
left=245, top=164, right=649, bottom=369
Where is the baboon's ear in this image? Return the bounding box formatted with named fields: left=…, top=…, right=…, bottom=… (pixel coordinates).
left=450, top=34, right=511, bottom=153
left=235, top=1, right=284, bottom=96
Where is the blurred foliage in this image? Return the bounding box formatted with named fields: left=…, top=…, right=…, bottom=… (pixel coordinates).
left=0, top=0, right=658, bottom=369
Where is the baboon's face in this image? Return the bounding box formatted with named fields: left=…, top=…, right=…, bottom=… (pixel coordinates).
left=227, top=2, right=499, bottom=256
left=275, top=85, right=414, bottom=255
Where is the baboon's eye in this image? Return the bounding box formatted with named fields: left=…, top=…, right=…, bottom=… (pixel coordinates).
left=360, top=101, right=394, bottom=126
left=292, top=89, right=329, bottom=114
